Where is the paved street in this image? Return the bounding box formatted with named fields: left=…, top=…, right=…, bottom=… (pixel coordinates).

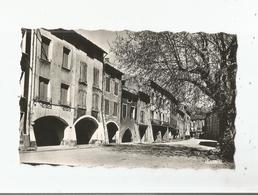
left=20, top=139, right=234, bottom=169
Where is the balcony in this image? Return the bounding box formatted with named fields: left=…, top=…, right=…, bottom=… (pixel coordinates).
left=151, top=119, right=161, bottom=125
left=161, top=121, right=170, bottom=126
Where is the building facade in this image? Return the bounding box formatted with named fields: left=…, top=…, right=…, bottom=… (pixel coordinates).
left=203, top=111, right=221, bottom=140
left=136, top=91, right=154, bottom=143
left=19, top=28, right=107, bottom=149
left=103, top=62, right=123, bottom=143
left=119, top=88, right=140, bottom=143
left=19, top=28, right=195, bottom=150
left=191, top=115, right=206, bottom=138
left=147, top=81, right=179, bottom=142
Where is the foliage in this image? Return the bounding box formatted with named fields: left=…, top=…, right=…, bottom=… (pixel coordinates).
left=111, top=31, right=237, bottom=161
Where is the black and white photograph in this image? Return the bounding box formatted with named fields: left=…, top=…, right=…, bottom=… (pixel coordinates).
left=1, top=0, right=258, bottom=193
left=19, top=28, right=237, bottom=169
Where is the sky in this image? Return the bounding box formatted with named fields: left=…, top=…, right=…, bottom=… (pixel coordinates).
left=77, top=29, right=126, bottom=64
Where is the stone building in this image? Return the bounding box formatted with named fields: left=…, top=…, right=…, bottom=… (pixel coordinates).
left=119, top=88, right=140, bottom=143
left=176, top=110, right=185, bottom=139
left=203, top=111, right=221, bottom=140
left=176, top=105, right=192, bottom=139
left=136, top=91, right=154, bottom=143
left=191, top=115, right=206, bottom=138
left=19, top=28, right=107, bottom=149
left=103, top=62, right=123, bottom=143
left=147, top=81, right=179, bottom=142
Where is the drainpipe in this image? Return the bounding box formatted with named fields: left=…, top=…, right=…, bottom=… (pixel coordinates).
left=25, top=29, right=36, bottom=149
left=101, top=54, right=108, bottom=144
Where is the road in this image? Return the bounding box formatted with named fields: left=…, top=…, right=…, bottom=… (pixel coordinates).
left=20, top=139, right=234, bottom=169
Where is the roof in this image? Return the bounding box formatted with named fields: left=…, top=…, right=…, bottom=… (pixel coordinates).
left=191, top=114, right=206, bottom=120
left=122, top=88, right=138, bottom=101
left=138, top=91, right=150, bottom=103
left=149, top=80, right=178, bottom=104
left=46, top=28, right=107, bottom=62
left=104, top=63, right=123, bottom=80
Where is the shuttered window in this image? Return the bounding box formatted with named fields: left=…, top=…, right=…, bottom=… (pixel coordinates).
left=130, top=106, right=135, bottom=119
left=41, top=36, right=50, bottom=61
left=60, top=83, right=69, bottom=105
left=105, top=77, right=110, bottom=92
left=122, top=104, right=127, bottom=119
left=62, top=47, right=70, bottom=69
left=113, top=102, right=118, bottom=116
left=114, top=82, right=118, bottom=95
left=105, top=99, right=109, bottom=115
left=140, top=111, right=144, bottom=123
left=39, top=77, right=49, bottom=101
left=78, top=89, right=87, bottom=108
left=93, top=68, right=99, bottom=88
left=79, top=62, right=87, bottom=83
left=92, top=93, right=99, bottom=110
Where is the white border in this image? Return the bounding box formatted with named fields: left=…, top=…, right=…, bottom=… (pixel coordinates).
left=0, top=0, right=258, bottom=192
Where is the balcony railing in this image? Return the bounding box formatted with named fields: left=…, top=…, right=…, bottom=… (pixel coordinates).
left=151, top=119, right=161, bottom=125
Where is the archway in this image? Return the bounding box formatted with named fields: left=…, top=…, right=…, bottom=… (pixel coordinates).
left=74, top=116, right=99, bottom=144
left=139, top=125, right=148, bottom=142
left=33, top=116, right=68, bottom=146
left=122, top=128, right=133, bottom=143
left=107, top=122, right=119, bottom=143
left=152, top=125, right=167, bottom=142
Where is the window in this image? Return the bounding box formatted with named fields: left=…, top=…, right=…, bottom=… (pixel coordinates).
left=78, top=89, right=87, bottom=108
left=114, top=82, right=118, bottom=95
left=92, top=93, right=99, bottom=111
left=140, top=111, right=144, bottom=123
left=105, top=99, right=109, bottom=115
left=79, top=62, right=87, bottom=84
left=113, top=102, right=118, bottom=116
left=150, top=110, right=154, bottom=120
left=122, top=104, right=127, bottom=119
left=41, top=36, right=50, bottom=61
left=60, top=83, right=69, bottom=105
left=93, top=68, right=99, bottom=88
left=62, top=47, right=70, bottom=69
left=39, top=77, right=49, bottom=101
left=105, top=77, right=110, bottom=92
left=130, top=106, right=135, bottom=120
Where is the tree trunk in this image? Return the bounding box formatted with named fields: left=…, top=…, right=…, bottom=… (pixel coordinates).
left=219, top=107, right=236, bottom=161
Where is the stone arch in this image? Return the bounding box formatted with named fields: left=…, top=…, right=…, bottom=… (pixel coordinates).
left=33, top=116, right=69, bottom=147
left=121, top=128, right=133, bottom=143
left=73, top=115, right=99, bottom=145
left=106, top=121, right=119, bottom=143
left=138, top=125, right=148, bottom=142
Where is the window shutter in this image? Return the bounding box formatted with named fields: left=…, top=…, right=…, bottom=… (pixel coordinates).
left=39, top=80, right=44, bottom=100
left=84, top=64, right=87, bottom=83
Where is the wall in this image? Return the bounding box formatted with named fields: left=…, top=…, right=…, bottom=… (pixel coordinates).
left=136, top=99, right=154, bottom=143
left=23, top=28, right=105, bottom=147
left=119, top=96, right=140, bottom=143
left=103, top=72, right=122, bottom=143
left=204, top=112, right=220, bottom=140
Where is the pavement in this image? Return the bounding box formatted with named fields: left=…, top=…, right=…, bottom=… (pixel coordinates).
left=19, top=138, right=233, bottom=169
left=156, top=138, right=217, bottom=150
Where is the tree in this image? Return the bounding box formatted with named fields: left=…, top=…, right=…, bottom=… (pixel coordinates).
left=111, top=31, right=237, bottom=161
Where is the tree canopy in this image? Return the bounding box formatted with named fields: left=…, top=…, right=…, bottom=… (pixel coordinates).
left=111, top=31, right=237, bottom=160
